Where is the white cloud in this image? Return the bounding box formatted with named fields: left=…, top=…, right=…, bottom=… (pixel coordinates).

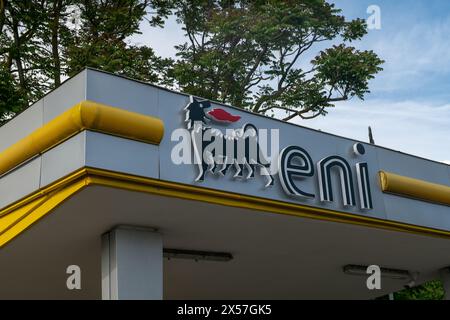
left=357, top=15, right=450, bottom=93
left=292, top=100, right=450, bottom=164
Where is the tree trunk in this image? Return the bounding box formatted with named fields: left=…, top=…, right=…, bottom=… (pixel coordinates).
left=0, top=0, right=7, bottom=34
left=6, top=51, right=12, bottom=71
left=12, top=17, right=26, bottom=94
left=51, top=0, right=62, bottom=87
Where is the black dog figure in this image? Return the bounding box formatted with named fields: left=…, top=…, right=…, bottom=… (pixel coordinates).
left=184, top=96, right=274, bottom=188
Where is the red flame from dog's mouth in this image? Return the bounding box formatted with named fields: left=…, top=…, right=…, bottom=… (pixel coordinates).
left=207, top=108, right=241, bottom=123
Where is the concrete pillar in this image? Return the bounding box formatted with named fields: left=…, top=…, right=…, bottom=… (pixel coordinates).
left=102, top=226, right=163, bottom=300
left=440, top=267, right=450, bottom=300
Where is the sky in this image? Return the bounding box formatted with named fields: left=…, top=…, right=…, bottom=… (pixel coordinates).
left=131, top=0, right=450, bottom=164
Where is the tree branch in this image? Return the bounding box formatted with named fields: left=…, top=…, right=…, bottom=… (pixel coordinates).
left=242, top=45, right=269, bottom=89
left=283, top=108, right=323, bottom=121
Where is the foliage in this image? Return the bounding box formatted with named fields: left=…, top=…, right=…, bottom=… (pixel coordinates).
left=0, top=0, right=383, bottom=123
left=170, top=0, right=384, bottom=121
left=0, top=0, right=172, bottom=122
left=0, top=66, right=25, bottom=122
left=65, top=0, right=173, bottom=83
left=394, top=280, right=444, bottom=300
left=0, top=0, right=51, bottom=120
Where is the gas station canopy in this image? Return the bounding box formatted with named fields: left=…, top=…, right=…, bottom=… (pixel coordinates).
left=0, top=68, right=449, bottom=299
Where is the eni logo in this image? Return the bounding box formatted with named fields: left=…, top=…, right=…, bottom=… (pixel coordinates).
left=278, top=143, right=373, bottom=210
left=181, top=96, right=373, bottom=211
left=185, top=96, right=275, bottom=188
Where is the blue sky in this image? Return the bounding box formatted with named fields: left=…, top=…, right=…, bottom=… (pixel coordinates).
left=333, top=0, right=450, bottom=102
left=132, top=1, right=450, bottom=164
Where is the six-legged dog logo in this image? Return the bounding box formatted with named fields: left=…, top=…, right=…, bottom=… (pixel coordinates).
left=185, top=96, right=274, bottom=188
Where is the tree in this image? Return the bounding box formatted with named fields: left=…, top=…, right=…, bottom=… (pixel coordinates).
left=65, top=0, right=173, bottom=84
left=0, top=0, right=384, bottom=124
left=0, top=65, right=25, bottom=122
left=0, top=0, right=172, bottom=123
left=0, top=0, right=50, bottom=118
left=171, top=0, right=383, bottom=121
left=394, top=280, right=444, bottom=300
left=377, top=280, right=445, bottom=300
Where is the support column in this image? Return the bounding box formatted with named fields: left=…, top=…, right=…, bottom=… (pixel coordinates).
left=102, top=226, right=163, bottom=300
left=440, top=267, right=450, bottom=300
